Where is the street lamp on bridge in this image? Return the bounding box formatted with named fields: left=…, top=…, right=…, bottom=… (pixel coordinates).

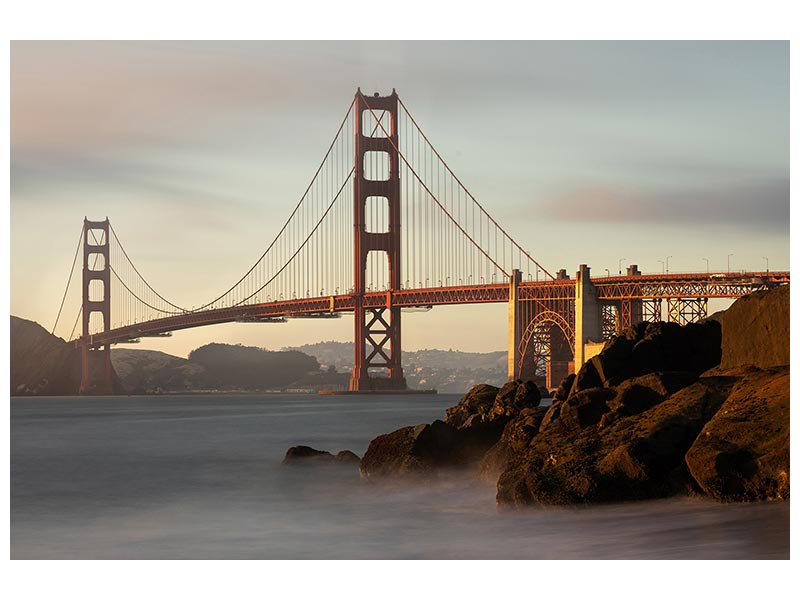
left=728, top=254, right=733, bottom=273
left=666, top=256, right=672, bottom=274
left=618, top=257, right=626, bottom=275
left=605, top=268, right=610, bottom=277
left=702, top=258, right=709, bottom=273
left=763, top=256, right=769, bottom=272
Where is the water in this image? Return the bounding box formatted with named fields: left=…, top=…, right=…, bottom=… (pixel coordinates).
left=11, top=394, right=789, bottom=559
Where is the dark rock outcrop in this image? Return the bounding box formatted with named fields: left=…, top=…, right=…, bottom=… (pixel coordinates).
left=719, top=284, right=789, bottom=369
left=361, top=380, right=542, bottom=478
left=283, top=445, right=336, bottom=463
left=358, top=285, right=789, bottom=506
left=496, top=375, right=737, bottom=505
left=480, top=406, right=548, bottom=481
left=495, top=285, right=789, bottom=506
left=568, top=320, right=721, bottom=398
left=685, top=366, right=789, bottom=501
left=359, top=420, right=459, bottom=478
left=444, top=384, right=499, bottom=428
left=335, top=450, right=361, bottom=464
left=283, top=446, right=361, bottom=466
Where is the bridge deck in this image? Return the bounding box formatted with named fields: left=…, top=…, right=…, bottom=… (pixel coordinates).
left=78, top=271, right=788, bottom=348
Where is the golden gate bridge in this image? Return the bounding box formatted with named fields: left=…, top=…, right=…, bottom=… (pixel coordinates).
left=50, top=89, right=789, bottom=394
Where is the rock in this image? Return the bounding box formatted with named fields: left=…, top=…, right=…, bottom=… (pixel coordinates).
left=445, top=384, right=499, bottom=428
left=568, top=360, right=603, bottom=398
left=496, top=374, right=738, bottom=506
left=683, top=320, right=722, bottom=373
left=490, top=380, right=541, bottom=418
left=685, top=366, right=789, bottom=501
left=359, top=419, right=459, bottom=478
left=630, top=321, right=685, bottom=374
left=335, top=450, right=361, bottom=463
left=720, top=285, right=789, bottom=369
left=600, top=371, right=698, bottom=427
left=538, top=400, right=563, bottom=432
left=480, top=406, right=548, bottom=482
left=552, top=374, right=575, bottom=402
left=590, top=336, right=636, bottom=386
left=559, top=387, right=615, bottom=430
left=282, top=445, right=335, bottom=464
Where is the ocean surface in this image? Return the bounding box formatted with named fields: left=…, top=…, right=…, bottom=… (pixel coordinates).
left=10, top=394, right=789, bottom=559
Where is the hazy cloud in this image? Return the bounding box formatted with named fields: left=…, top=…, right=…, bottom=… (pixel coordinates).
left=541, top=178, right=789, bottom=231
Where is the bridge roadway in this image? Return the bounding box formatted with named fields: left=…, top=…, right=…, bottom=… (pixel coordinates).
left=79, top=271, right=788, bottom=350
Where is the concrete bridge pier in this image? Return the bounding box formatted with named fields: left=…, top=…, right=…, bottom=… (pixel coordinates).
left=574, top=264, right=603, bottom=372
left=507, top=269, right=523, bottom=381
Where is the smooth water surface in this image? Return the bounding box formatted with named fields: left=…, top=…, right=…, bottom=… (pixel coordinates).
left=11, top=394, right=789, bottom=559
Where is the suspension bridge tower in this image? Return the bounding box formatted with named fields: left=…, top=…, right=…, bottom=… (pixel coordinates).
left=350, top=90, right=407, bottom=391
left=79, top=218, right=114, bottom=394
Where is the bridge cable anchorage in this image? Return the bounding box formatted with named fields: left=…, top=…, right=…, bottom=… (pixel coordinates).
left=359, top=91, right=509, bottom=279
left=397, top=96, right=555, bottom=281
left=51, top=226, right=84, bottom=335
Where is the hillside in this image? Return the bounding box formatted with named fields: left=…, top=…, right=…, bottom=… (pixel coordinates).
left=10, top=316, right=124, bottom=395
left=111, top=343, right=347, bottom=393
left=284, top=341, right=508, bottom=392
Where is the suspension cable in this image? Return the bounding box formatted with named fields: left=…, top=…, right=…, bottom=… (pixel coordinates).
left=232, top=167, right=355, bottom=306
left=360, top=92, right=509, bottom=278
left=51, top=227, right=83, bottom=334
left=186, top=97, right=357, bottom=312
left=398, top=97, right=554, bottom=280
left=109, top=223, right=188, bottom=312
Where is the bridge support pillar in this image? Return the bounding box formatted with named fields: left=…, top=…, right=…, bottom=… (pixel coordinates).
left=574, top=264, right=602, bottom=372
left=79, top=218, right=114, bottom=395
left=349, top=89, right=406, bottom=392
left=507, top=269, right=522, bottom=381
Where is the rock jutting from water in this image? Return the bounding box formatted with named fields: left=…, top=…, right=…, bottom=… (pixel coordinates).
left=358, top=284, right=790, bottom=506
left=282, top=445, right=361, bottom=466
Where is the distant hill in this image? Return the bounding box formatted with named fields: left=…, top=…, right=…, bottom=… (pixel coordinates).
left=111, top=343, right=348, bottom=394
left=284, top=341, right=508, bottom=392
left=10, top=316, right=124, bottom=396
left=111, top=348, right=203, bottom=394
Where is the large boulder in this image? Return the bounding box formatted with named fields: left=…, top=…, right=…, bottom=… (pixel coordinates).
left=360, top=381, right=545, bottom=479
left=567, top=319, right=721, bottom=400
left=559, top=387, right=615, bottom=430
left=359, top=420, right=459, bottom=478
left=599, top=371, right=697, bottom=427
left=685, top=366, right=789, bottom=501
left=444, top=384, right=499, bottom=428
left=282, top=445, right=335, bottom=463
left=552, top=373, right=575, bottom=402
left=720, top=285, right=789, bottom=369
left=283, top=446, right=361, bottom=466
left=496, top=373, right=738, bottom=506
left=490, top=380, right=541, bottom=418
left=479, top=406, right=548, bottom=482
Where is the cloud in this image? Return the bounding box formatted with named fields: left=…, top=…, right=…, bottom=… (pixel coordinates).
left=540, top=177, right=789, bottom=232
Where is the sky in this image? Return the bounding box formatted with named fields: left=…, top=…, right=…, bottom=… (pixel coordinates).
left=9, top=41, right=790, bottom=357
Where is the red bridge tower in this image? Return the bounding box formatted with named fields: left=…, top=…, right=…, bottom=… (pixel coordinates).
left=79, top=218, right=114, bottom=394
left=350, top=90, right=406, bottom=391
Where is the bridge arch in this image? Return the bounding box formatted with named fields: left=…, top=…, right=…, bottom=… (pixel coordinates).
left=517, top=310, right=575, bottom=386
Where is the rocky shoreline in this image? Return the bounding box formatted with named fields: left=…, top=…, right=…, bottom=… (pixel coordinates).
left=289, top=285, right=789, bottom=506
